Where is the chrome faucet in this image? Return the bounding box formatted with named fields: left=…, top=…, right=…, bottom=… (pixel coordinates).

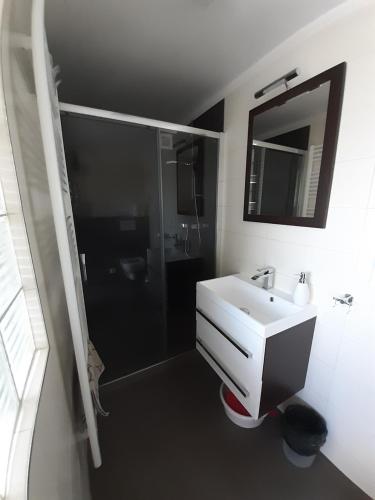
left=251, top=266, right=275, bottom=290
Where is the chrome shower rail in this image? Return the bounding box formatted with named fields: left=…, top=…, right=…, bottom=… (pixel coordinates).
left=59, top=102, right=222, bottom=139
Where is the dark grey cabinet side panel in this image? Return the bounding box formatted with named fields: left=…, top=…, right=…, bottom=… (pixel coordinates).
left=259, top=317, right=316, bottom=416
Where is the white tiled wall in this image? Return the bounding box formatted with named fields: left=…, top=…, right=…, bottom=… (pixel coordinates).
left=217, top=2, right=375, bottom=497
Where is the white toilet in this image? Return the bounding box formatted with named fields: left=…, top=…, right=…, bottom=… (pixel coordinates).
left=119, top=257, right=145, bottom=281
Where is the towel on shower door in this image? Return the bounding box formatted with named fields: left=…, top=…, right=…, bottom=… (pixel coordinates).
left=88, top=340, right=109, bottom=417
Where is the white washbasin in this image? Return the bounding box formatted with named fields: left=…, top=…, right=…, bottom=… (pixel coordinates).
left=197, top=274, right=317, bottom=338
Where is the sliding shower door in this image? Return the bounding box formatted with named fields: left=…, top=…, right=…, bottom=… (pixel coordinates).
left=61, top=115, right=166, bottom=382
left=160, top=130, right=218, bottom=356
left=61, top=111, right=219, bottom=382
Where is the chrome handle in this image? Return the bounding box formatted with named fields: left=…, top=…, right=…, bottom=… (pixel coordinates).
left=257, top=266, right=275, bottom=274
left=79, top=253, right=88, bottom=282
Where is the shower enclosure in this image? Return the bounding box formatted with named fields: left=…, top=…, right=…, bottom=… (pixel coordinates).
left=60, top=106, right=220, bottom=383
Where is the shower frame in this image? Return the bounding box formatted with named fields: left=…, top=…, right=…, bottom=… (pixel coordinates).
left=59, top=102, right=221, bottom=139
left=59, top=101, right=223, bottom=374
left=59, top=101, right=223, bottom=272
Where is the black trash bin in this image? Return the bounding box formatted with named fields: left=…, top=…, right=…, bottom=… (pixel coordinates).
left=282, top=404, right=328, bottom=468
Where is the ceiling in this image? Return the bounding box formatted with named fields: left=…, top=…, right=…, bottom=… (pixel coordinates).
left=46, top=0, right=346, bottom=124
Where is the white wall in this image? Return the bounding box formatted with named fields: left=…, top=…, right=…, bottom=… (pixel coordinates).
left=1, top=0, right=92, bottom=498
left=217, top=2, right=375, bottom=497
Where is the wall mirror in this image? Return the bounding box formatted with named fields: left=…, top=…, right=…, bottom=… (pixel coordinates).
left=243, top=63, right=346, bottom=228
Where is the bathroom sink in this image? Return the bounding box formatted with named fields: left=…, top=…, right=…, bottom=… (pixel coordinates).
left=196, top=274, right=317, bottom=338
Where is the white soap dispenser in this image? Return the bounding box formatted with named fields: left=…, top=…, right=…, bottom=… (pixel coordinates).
left=293, top=272, right=310, bottom=306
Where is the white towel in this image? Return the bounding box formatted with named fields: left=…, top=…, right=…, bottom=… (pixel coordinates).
left=88, top=340, right=109, bottom=417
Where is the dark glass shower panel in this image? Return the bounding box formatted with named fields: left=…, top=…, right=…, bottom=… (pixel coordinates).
left=261, top=149, right=303, bottom=216
left=61, top=115, right=166, bottom=382
left=160, top=131, right=218, bottom=356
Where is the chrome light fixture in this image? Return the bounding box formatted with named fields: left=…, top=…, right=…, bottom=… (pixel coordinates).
left=254, top=69, right=299, bottom=99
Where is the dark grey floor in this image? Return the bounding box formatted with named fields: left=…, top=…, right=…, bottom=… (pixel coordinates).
left=90, top=351, right=369, bottom=500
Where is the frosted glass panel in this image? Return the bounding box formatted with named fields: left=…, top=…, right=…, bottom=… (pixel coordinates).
left=0, top=217, right=22, bottom=313
left=1, top=292, right=35, bottom=397
left=0, top=339, right=19, bottom=497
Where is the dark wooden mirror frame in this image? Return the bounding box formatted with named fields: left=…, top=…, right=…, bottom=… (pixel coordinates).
left=243, top=62, right=346, bottom=228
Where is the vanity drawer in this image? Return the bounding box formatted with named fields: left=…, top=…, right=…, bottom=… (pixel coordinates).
left=195, top=295, right=264, bottom=369
left=196, top=311, right=263, bottom=389
left=196, top=339, right=262, bottom=418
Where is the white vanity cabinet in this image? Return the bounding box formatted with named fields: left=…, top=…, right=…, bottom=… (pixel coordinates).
left=195, top=275, right=317, bottom=419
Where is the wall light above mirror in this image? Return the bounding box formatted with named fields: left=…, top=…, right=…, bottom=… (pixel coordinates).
left=243, top=63, right=346, bottom=228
